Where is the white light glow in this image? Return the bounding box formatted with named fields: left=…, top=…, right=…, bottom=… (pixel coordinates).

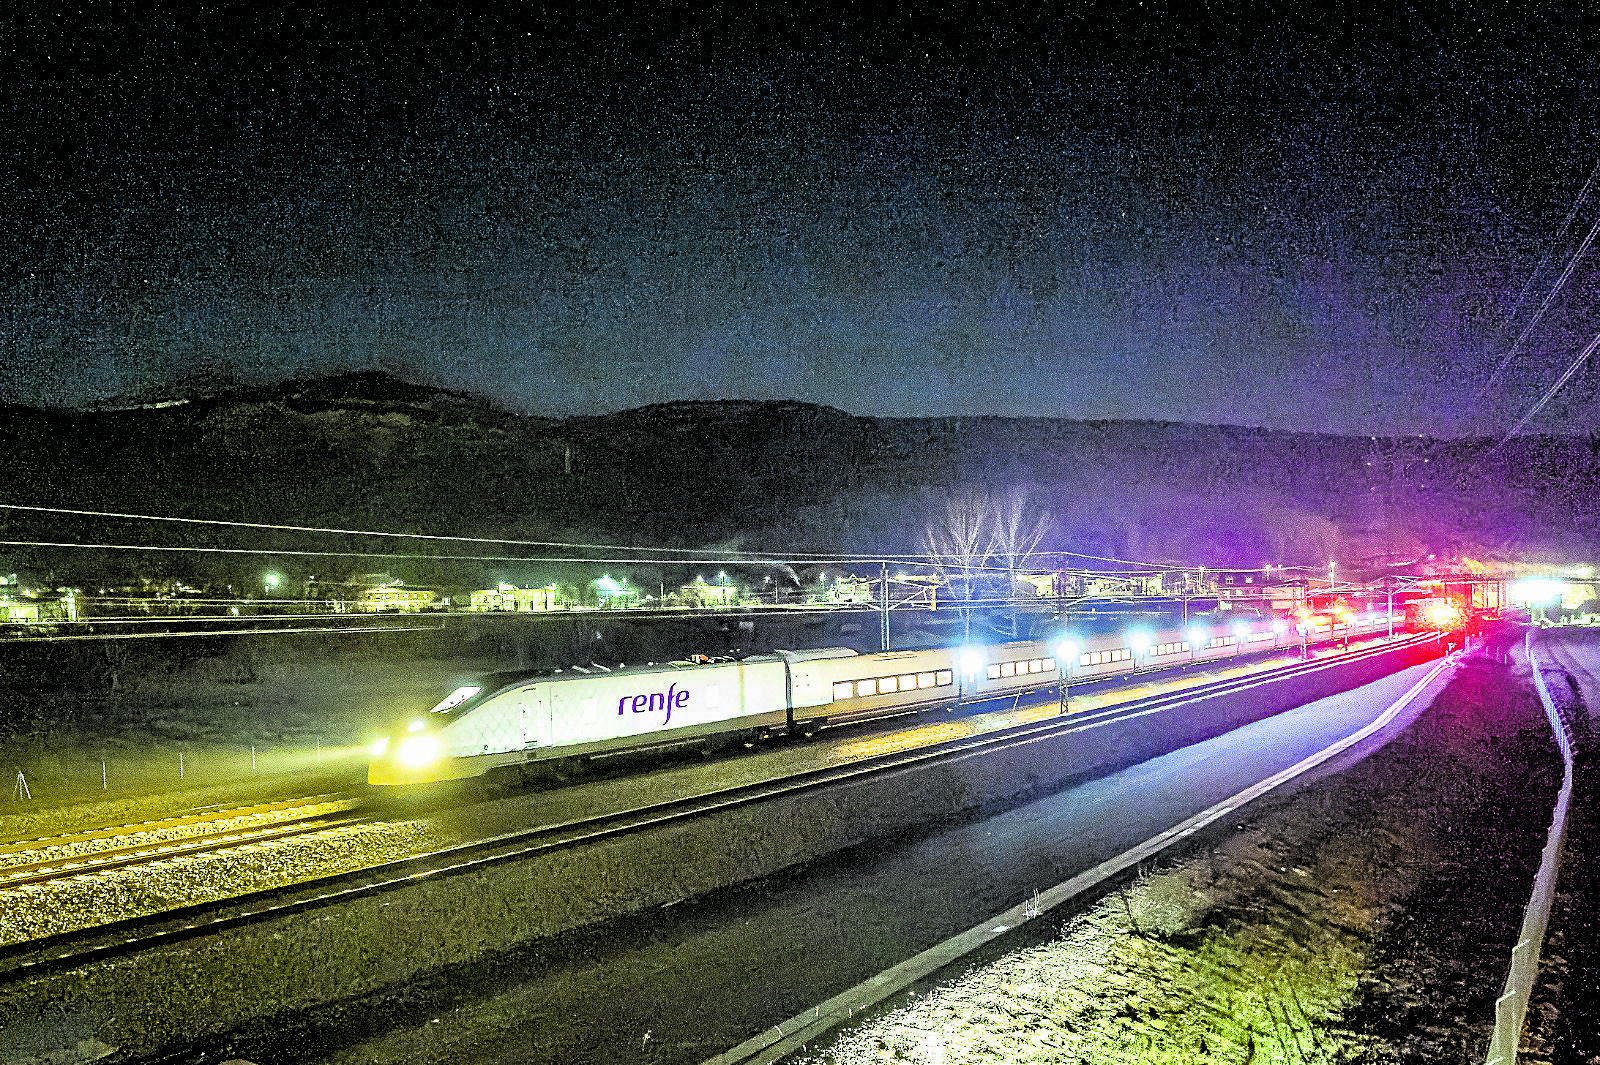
left=1511, top=578, right=1566, bottom=606
left=396, top=733, right=442, bottom=769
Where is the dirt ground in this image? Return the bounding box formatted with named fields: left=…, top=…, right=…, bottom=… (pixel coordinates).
left=800, top=650, right=1567, bottom=1064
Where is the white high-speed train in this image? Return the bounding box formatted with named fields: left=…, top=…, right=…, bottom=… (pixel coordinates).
left=368, top=610, right=1399, bottom=787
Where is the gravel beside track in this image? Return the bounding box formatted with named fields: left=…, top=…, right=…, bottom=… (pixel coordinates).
left=0, top=813, right=451, bottom=946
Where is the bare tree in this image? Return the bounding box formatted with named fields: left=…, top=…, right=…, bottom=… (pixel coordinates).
left=988, top=488, right=1056, bottom=637
left=920, top=491, right=993, bottom=642
left=920, top=488, right=1058, bottom=641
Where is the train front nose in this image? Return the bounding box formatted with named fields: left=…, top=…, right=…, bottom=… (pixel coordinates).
left=367, top=719, right=448, bottom=786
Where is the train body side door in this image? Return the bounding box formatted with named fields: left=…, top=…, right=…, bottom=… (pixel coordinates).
left=519, top=685, right=550, bottom=749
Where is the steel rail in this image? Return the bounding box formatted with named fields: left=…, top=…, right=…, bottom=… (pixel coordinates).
left=0, top=812, right=372, bottom=891
left=0, top=793, right=356, bottom=858
left=0, top=633, right=1438, bottom=984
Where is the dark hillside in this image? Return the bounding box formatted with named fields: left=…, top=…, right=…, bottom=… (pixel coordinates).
left=1, top=373, right=1596, bottom=577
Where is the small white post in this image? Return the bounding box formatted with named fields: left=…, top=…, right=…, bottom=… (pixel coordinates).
left=179, top=749, right=185, bottom=780
left=101, top=759, right=107, bottom=790
left=250, top=745, right=256, bottom=773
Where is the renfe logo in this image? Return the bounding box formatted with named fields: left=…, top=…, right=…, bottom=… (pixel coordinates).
left=618, top=684, right=690, bottom=726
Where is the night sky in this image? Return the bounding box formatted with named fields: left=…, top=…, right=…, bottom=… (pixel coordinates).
left=6, top=1, right=1600, bottom=435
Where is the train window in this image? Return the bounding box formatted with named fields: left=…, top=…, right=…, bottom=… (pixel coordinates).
left=916, top=672, right=936, bottom=688
left=987, top=664, right=1002, bottom=680
left=1042, top=657, right=1055, bottom=671
left=1000, top=662, right=1016, bottom=677
left=880, top=676, right=899, bottom=693
left=832, top=681, right=854, bottom=701
left=935, top=669, right=953, bottom=686
left=1120, top=648, right=1132, bottom=661
left=857, top=678, right=878, bottom=697
left=1078, top=652, right=1094, bottom=667
left=898, top=674, right=918, bottom=690
left=1027, top=659, right=1041, bottom=673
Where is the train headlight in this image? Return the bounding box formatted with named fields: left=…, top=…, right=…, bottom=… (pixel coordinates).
left=396, top=732, right=443, bottom=769
left=369, top=736, right=391, bottom=759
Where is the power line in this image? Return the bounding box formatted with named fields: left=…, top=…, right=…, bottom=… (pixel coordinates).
left=1501, top=155, right=1600, bottom=329
left=1488, top=328, right=1600, bottom=454
left=0, top=538, right=952, bottom=570
left=0, top=623, right=440, bottom=643
left=0, top=502, right=1184, bottom=572
left=1476, top=212, right=1600, bottom=403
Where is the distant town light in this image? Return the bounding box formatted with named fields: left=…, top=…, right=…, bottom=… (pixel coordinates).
left=1511, top=577, right=1565, bottom=607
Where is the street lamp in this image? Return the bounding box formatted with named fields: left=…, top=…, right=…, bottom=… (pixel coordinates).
left=263, top=572, right=281, bottom=597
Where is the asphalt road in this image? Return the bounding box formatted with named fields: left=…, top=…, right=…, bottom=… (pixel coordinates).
left=286, top=654, right=1454, bottom=1065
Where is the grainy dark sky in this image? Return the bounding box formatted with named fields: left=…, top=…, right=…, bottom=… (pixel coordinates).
left=5, top=1, right=1600, bottom=434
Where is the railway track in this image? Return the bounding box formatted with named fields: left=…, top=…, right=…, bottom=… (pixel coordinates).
left=0, top=794, right=366, bottom=893
left=0, top=633, right=1439, bottom=985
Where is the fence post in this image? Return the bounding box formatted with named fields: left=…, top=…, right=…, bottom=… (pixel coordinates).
left=101, top=758, right=107, bottom=790
left=250, top=745, right=256, bottom=773
left=179, top=748, right=185, bottom=780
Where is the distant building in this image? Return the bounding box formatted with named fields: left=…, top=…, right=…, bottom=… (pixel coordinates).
left=0, top=587, right=79, bottom=624
left=1014, top=572, right=1060, bottom=599
left=468, top=583, right=559, bottom=612
left=828, top=577, right=875, bottom=604
left=0, top=595, right=41, bottom=623
left=680, top=578, right=739, bottom=608
left=355, top=577, right=438, bottom=613
left=1210, top=570, right=1306, bottom=607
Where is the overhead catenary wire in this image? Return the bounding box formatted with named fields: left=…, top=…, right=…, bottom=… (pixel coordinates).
left=1500, top=155, right=1600, bottom=330
left=1487, top=328, right=1600, bottom=454
left=1475, top=211, right=1600, bottom=402
left=0, top=501, right=1181, bottom=572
